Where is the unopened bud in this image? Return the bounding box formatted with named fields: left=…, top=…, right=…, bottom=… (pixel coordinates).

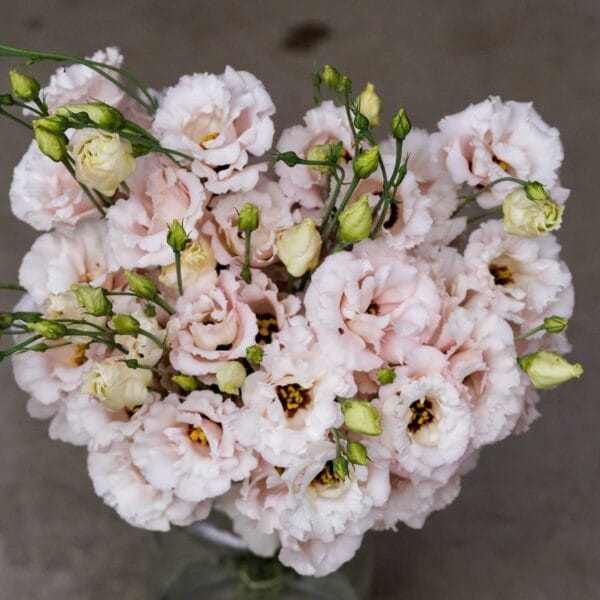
left=166, top=220, right=189, bottom=253
left=543, top=316, right=569, bottom=334
left=71, top=284, right=113, bottom=317
left=111, top=314, right=140, bottom=335
left=9, top=69, right=40, bottom=101
left=346, top=441, right=369, bottom=465
left=524, top=181, right=549, bottom=201
left=56, top=102, right=124, bottom=130
left=357, top=83, right=381, bottom=127
left=391, top=108, right=411, bottom=141
left=306, top=143, right=334, bottom=173
left=502, top=188, right=563, bottom=238
left=0, top=94, right=14, bottom=106
left=275, top=218, right=322, bottom=277
left=33, top=126, right=67, bottom=162
left=32, top=115, right=69, bottom=133
left=518, top=350, right=583, bottom=389
left=238, top=203, right=260, bottom=232
left=376, top=367, right=396, bottom=386
left=216, top=360, right=247, bottom=395
left=336, top=75, right=352, bottom=96
left=332, top=455, right=349, bottom=480
left=28, top=319, right=68, bottom=340
left=338, top=194, right=372, bottom=244
left=322, top=64, right=341, bottom=89
left=245, top=344, right=264, bottom=365
left=353, top=146, right=380, bottom=179
left=341, top=399, right=382, bottom=435
left=172, top=374, right=199, bottom=392
left=275, top=151, right=300, bottom=167
left=125, top=271, right=157, bottom=299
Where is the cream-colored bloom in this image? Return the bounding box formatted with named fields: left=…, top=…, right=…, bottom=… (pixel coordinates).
left=82, top=357, right=152, bottom=411
left=70, top=128, right=136, bottom=196
left=518, top=350, right=583, bottom=389
left=275, top=218, right=322, bottom=277
left=216, top=361, right=246, bottom=394
left=502, top=188, right=563, bottom=237
left=159, top=238, right=216, bottom=290
left=357, top=83, right=381, bottom=126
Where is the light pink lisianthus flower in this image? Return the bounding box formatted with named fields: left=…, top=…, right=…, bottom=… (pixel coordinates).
left=275, top=100, right=353, bottom=208
left=463, top=220, right=572, bottom=325
left=202, top=178, right=296, bottom=269
left=18, top=219, right=117, bottom=304
left=304, top=239, right=441, bottom=371
left=107, top=155, right=207, bottom=269
left=129, top=392, right=257, bottom=503
left=10, top=141, right=99, bottom=230
left=88, top=439, right=211, bottom=531
left=432, top=96, right=564, bottom=207
left=169, top=270, right=258, bottom=375
left=153, top=67, right=275, bottom=194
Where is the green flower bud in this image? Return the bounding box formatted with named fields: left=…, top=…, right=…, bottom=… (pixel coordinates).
left=338, top=194, right=373, bottom=244
left=33, top=126, right=68, bottom=162
left=9, top=69, right=40, bottom=101
left=353, top=146, right=380, bottom=179
left=56, top=102, right=124, bottom=130
left=11, top=311, right=42, bottom=323
left=306, top=143, right=334, bottom=173
left=275, top=151, right=301, bottom=167
left=246, top=344, right=264, bottom=365
left=216, top=360, right=247, bottom=395
left=0, top=94, right=14, bottom=106
left=346, top=441, right=369, bottom=466
left=111, top=314, right=140, bottom=335
left=125, top=271, right=157, bottom=299
left=121, top=358, right=140, bottom=369
left=357, top=83, right=381, bottom=127
left=543, top=316, right=569, bottom=334
left=172, top=374, right=199, bottom=392
left=353, top=111, right=370, bottom=133
left=28, top=319, right=68, bottom=340
left=0, top=312, right=12, bottom=330
left=32, top=115, right=70, bottom=133
left=518, top=350, right=583, bottom=389
left=238, top=203, right=260, bottom=232
left=30, top=343, right=55, bottom=352
left=322, top=64, right=341, bottom=89
left=391, top=108, right=412, bottom=141
left=524, top=181, right=549, bottom=201
left=377, top=367, right=396, bottom=386
left=336, top=75, right=352, bottom=96
left=166, top=220, right=189, bottom=253
left=143, top=304, right=156, bottom=318
left=341, top=399, right=382, bottom=435
left=71, top=284, right=113, bottom=317
left=332, top=455, right=349, bottom=480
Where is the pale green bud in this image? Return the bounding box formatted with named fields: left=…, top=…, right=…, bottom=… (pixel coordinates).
left=502, top=188, right=563, bottom=238
left=275, top=151, right=301, bottom=167
left=518, top=350, right=583, bottom=389
left=246, top=344, right=264, bottom=365
left=56, top=102, right=124, bottom=130
left=216, top=360, right=247, bottom=395
left=306, top=143, right=334, bottom=173
left=166, top=220, right=189, bottom=253
left=543, top=316, right=569, bottom=334
left=347, top=441, right=369, bottom=465
left=238, top=203, right=260, bottom=232
left=28, top=320, right=68, bottom=340
left=111, top=314, right=140, bottom=335
left=71, top=284, right=113, bottom=317
left=332, top=456, right=349, bottom=480
left=275, top=218, right=322, bottom=277
left=336, top=75, right=352, bottom=96
left=125, top=271, right=157, bottom=299
left=524, top=181, right=549, bottom=201
left=353, top=146, right=380, bottom=179
left=338, top=194, right=373, bottom=244
left=322, top=64, right=341, bottom=89
left=0, top=94, right=14, bottom=106
left=32, top=115, right=69, bottom=133
left=376, top=367, right=396, bottom=386
left=391, top=108, right=411, bottom=141
left=9, top=69, right=40, bottom=101
left=357, top=83, right=381, bottom=127
left=341, top=399, right=382, bottom=435
left=172, top=374, right=199, bottom=392
left=33, top=126, right=68, bottom=162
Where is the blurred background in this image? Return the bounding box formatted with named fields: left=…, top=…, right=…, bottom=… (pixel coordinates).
left=0, top=1, right=598, bottom=598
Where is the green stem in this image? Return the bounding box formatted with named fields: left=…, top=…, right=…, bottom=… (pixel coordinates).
left=138, top=328, right=165, bottom=348
left=0, top=283, right=26, bottom=292
left=452, top=176, right=528, bottom=217
left=0, top=107, right=33, bottom=130
left=0, top=334, right=42, bottom=360
left=240, top=229, right=253, bottom=284
left=106, top=291, right=176, bottom=316
left=11, top=99, right=44, bottom=116
left=371, top=140, right=404, bottom=238
left=319, top=173, right=344, bottom=235
left=174, top=251, right=184, bottom=295
left=322, top=176, right=359, bottom=242
left=514, top=324, right=546, bottom=342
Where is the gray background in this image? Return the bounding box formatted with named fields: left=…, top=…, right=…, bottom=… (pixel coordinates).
left=0, top=1, right=598, bottom=598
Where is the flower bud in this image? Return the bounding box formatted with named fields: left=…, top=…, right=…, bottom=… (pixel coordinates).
left=9, top=69, right=40, bottom=101
left=238, top=203, right=260, bottom=232
left=172, top=374, right=199, bottom=392
left=125, top=272, right=157, bottom=299
left=543, top=315, right=569, bottom=334
left=245, top=344, right=264, bottom=365
left=306, top=143, right=334, bottom=173
left=143, top=304, right=157, bottom=318
left=391, top=108, right=411, bottom=141
left=341, top=399, right=382, bottom=435
left=33, top=125, right=67, bottom=162
left=275, top=218, right=322, bottom=277
left=56, top=102, right=124, bottom=130
left=336, top=75, right=352, bottom=96
left=111, top=314, right=140, bottom=335
left=376, top=367, right=396, bottom=386
left=322, top=64, right=341, bottom=89
left=216, top=360, right=247, bottom=395
left=166, top=220, right=189, bottom=253
left=524, top=181, right=549, bottom=201
left=159, top=239, right=216, bottom=290
left=275, top=151, right=301, bottom=167
left=69, top=128, right=136, bottom=196
left=0, top=94, right=14, bottom=106
left=71, top=284, right=113, bottom=317
left=346, top=441, right=369, bottom=466
left=338, top=194, right=373, bottom=244
left=502, top=188, right=563, bottom=238
left=353, top=146, right=380, bottom=179
left=518, top=350, right=583, bottom=389
left=28, top=319, right=68, bottom=340
left=32, top=115, right=70, bottom=133
left=357, top=83, right=381, bottom=127
left=332, top=456, right=349, bottom=480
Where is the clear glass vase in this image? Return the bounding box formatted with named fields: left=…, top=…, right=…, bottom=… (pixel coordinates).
left=148, top=513, right=374, bottom=599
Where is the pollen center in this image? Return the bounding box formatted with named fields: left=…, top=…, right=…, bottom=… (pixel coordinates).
left=276, top=383, right=311, bottom=417
left=188, top=425, right=208, bottom=445
left=255, top=312, right=278, bottom=346
left=492, top=155, right=510, bottom=172
left=69, top=344, right=88, bottom=367
left=199, top=132, right=219, bottom=148
left=489, top=263, right=514, bottom=286
left=366, top=302, right=378, bottom=315
left=407, top=398, right=435, bottom=433
left=311, top=461, right=342, bottom=487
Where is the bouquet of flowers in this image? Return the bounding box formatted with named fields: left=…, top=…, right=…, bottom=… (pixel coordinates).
left=0, top=46, right=583, bottom=578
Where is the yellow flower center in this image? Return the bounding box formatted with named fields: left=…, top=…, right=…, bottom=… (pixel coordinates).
left=255, top=312, right=278, bottom=345
left=367, top=302, right=378, bottom=315
left=188, top=425, right=208, bottom=445
left=276, top=383, right=311, bottom=417
left=199, top=132, right=219, bottom=148
left=489, top=263, right=514, bottom=286
left=407, top=398, right=435, bottom=434
left=492, top=155, right=510, bottom=172
left=68, top=344, right=88, bottom=367
left=311, top=461, right=342, bottom=487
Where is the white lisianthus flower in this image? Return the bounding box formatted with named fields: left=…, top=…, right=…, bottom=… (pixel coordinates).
left=70, top=128, right=136, bottom=196
left=502, top=187, right=563, bottom=237
left=275, top=218, right=322, bottom=277
left=19, top=219, right=117, bottom=304
left=81, top=357, right=152, bottom=412
left=107, top=155, right=206, bottom=269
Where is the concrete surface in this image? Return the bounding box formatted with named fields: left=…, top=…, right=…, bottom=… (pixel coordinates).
left=0, top=1, right=598, bottom=598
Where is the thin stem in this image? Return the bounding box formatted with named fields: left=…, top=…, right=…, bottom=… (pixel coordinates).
left=0, top=334, right=42, bottom=360
left=174, top=251, right=184, bottom=295
left=514, top=324, right=546, bottom=342
left=0, top=283, right=26, bottom=292
left=319, top=173, right=344, bottom=235
left=0, top=107, right=33, bottom=130
left=371, top=140, right=404, bottom=238
left=452, top=176, right=528, bottom=217
left=106, top=291, right=176, bottom=315
left=137, top=328, right=165, bottom=348
left=240, top=229, right=253, bottom=284
left=322, top=176, right=359, bottom=242
left=11, top=99, right=44, bottom=116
